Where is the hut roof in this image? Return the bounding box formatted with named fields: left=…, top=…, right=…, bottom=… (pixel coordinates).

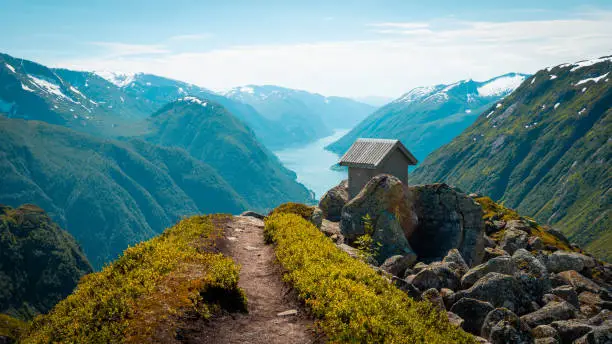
left=338, top=138, right=417, bottom=169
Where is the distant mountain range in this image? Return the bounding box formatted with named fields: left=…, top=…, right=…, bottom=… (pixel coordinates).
left=412, top=56, right=611, bottom=261
left=224, top=84, right=377, bottom=145
left=326, top=73, right=529, bottom=164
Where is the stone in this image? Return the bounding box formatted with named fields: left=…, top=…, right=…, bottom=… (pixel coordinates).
left=483, top=235, right=497, bottom=248
left=447, top=311, right=465, bottom=328
left=380, top=254, right=417, bottom=277
left=277, top=309, right=298, bottom=316
left=440, top=288, right=455, bottom=309
left=422, top=288, right=445, bottom=311
left=429, top=262, right=462, bottom=290
left=240, top=210, right=265, bottom=220
left=529, top=236, right=545, bottom=250
left=310, top=206, right=323, bottom=228
left=481, top=307, right=532, bottom=344
left=452, top=273, right=531, bottom=314
left=319, top=179, right=349, bottom=221
left=532, top=324, right=560, bottom=339
left=575, top=324, right=612, bottom=344
left=520, top=301, right=577, bottom=327
left=557, top=270, right=601, bottom=294
left=442, top=249, right=470, bottom=276
left=512, top=249, right=551, bottom=304
left=320, top=220, right=344, bottom=243
left=412, top=262, right=429, bottom=273
left=534, top=338, right=558, bottom=344
left=500, top=228, right=529, bottom=255
left=588, top=309, right=611, bottom=326
left=408, top=183, right=486, bottom=266
left=551, top=285, right=579, bottom=308
left=483, top=247, right=509, bottom=262
left=579, top=291, right=604, bottom=308
left=461, top=256, right=515, bottom=289
left=550, top=320, right=593, bottom=343
left=412, top=268, right=441, bottom=291
left=545, top=251, right=595, bottom=273
left=450, top=298, right=495, bottom=334
left=340, top=175, right=418, bottom=262
left=506, top=220, right=532, bottom=233
left=543, top=294, right=565, bottom=305
left=392, top=276, right=421, bottom=300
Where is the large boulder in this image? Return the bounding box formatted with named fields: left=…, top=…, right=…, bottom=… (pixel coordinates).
left=380, top=254, right=417, bottom=277
left=544, top=251, right=595, bottom=273
left=511, top=249, right=551, bottom=304
left=550, top=320, right=593, bottom=343
left=481, top=308, right=532, bottom=344
left=443, top=248, right=470, bottom=276
left=550, top=285, right=579, bottom=308
left=520, top=301, right=577, bottom=327
left=340, top=174, right=417, bottom=262
left=408, top=183, right=485, bottom=266
left=452, top=272, right=532, bottom=314
left=556, top=270, right=601, bottom=294
left=500, top=228, right=529, bottom=255
left=461, top=256, right=516, bottom=289
left=319, top=179, right=349, bottom=221
left=450, top=298, right=495, bottom=334
left=413, top=262, right=462, bottom=291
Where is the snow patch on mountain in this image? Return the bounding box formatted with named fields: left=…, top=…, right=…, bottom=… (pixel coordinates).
left=477, top=74, right=526, bottom=97
left=570, top=56, right=612, bottom=72
left=21, top=83, right=35, bottom=92
left=394, top=85, right=440, bottom=103
left=575, top=72, right=609, bottom=86
left=179, top=96, right=208, bottom=107
left=69, top=86, right=86, bottom=98
left=28, top=75, right=75, bottom=102
left=4, top=63, right=16, bottom=73
left=94, top=71, right=137, bottom=87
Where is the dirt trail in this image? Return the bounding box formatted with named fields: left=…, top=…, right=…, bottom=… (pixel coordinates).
left=181, top=215, right=319, bottom=344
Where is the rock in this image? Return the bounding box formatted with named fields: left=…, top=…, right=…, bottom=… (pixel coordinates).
left=545, top=251, right=595, bottom=273
left=512, top=249, right=551, bottom=304
left=557, top=270, right=601, bottom=294
left=588, top=309, right=611, bottom=326
left=412, top=268, right=441, bottom=291
left=402, top=268, right=414, bottom=279
left=392, top=276, right=421, bottom=300
left=474, top=336, right=492, bottom=344
left=543, top=294, right=565, bottom=305
left=422, top=288, right=445, bottom=311
left=429, top=262, right=462, bottom=290
left=483, top=247, right=509, bottom=262
left=534, top=338, right=558, bottom=344
left=447, top=311, right=465, bottom=328
left=319, top=179, right=349, bottom=221
left=310, top=206, right=323, bottom=228
left=440, top=288, right=455, bottom=309
left=481, top=307, right=532, bottom=344
left=408, top=183, right=485, bottom=266
left=506, top=220, right=532, bottom=233
left=550, top=320, right=593, bottom=343
left=320, top=220, right=344, bottom=243
left=337, top=243, right=376, bottom=265
left=493, top=220, right=507, bottom=231
left=453, top=273, right=531, bottom=314
left=450, top=298, right=495, bottom=334
left=380, top=254, right=417, bottom=277
left=520, top=301, right=577, bottom=327
left=443, top=249, right=470, bottom=275
left=483, top=235, right=497, bottom=248
left=413, top=262, right=429, bottom=273
left=500, top=228, right=529, bottom=255
left=551, top=285, right=580, bottom=308
left=579, top=291, right=604, bottom=308
left=549, top=273, right=568, bottom=288
left=277, top=309, right=298, bottom=316
left=545, top=228, right=572, bottom=246
left=529, top=236, right=545, bottom=250
left=532, top=324, right=560, bottom=339
left=340, top=175, right=418, bottom=262
left=240, top=210, right=265, bottom=220
left=575, top=324, right=612, bottom=344
left=461, top=256, right=515, bottom=289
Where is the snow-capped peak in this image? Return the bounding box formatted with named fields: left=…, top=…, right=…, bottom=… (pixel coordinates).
left=477, top=74, right=526, bottom=97
left=94, top=71, right=137, bottom=87
left=178, top=96, right=208, bottom=107
left=394, top=85, right=443, bottom=104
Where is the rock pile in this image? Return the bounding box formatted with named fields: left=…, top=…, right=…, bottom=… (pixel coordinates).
left=317, top=175, right=612, bottom=343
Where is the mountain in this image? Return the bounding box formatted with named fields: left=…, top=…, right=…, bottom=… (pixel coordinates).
left=225, top=85, right=377, bottom=146
left=145, top=97, right=314, bottom=209
left=0, top=204, right=92, bottom=320
left=352, top=95, right=394, bottom=107
left=411, top=56, right=611, bottom=261
left=326, top=73, right=529, bottom=164
left=0, top=115, right=250, bottom=268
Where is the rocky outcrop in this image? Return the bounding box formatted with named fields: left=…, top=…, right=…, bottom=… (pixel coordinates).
left=340, top=175, right=418, bottom=262
left=409, top=184, right=485, bottom=266
left=452, top=273, right=532, bottom=314
left=319, top=179, right=349, bottom=221
left=520, top=301, right=577, bottom=328
left=450, top=298, right=494, bottom=334
left=544, top=251, right=596, bottom=273
left=380, top=254, right=417, bottom=277
left=481, top=308, right=531, bottom=344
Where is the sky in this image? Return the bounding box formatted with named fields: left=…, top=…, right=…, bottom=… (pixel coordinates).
left=2, top=0, right=612, bottom=98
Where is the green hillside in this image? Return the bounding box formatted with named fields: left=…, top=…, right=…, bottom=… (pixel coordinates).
left=0, top=204, right=92, bottom=320
left=412, top=57, right=611, bottom=261
left=0, top=115, right=247, bottom=268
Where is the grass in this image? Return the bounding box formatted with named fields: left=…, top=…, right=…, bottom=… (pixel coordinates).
left=264, top=213, right=475, bottom=344
left=268, top=202, right=315, bottom=220
left=21, top=214, right=246, bottom=344
left=0, top=313, right=28, bottom=341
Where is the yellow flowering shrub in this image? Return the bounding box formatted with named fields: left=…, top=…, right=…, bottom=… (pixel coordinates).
left=268, top=202, right=314, bottom=220
left=265, top=213, right=475, bottom=344
left=22, top=214, right=246, bottom=344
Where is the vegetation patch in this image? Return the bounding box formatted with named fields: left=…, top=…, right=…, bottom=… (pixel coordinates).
left=22, top=215, right=246, bottom=344
left=264, top=213, right=475, bottom=343
left=268, top=202, right=315, bottom=220
left=0, top=313, right=28, bottom=342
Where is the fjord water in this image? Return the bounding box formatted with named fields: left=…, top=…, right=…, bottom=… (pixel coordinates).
left=274, top=130, right=348, bottom=200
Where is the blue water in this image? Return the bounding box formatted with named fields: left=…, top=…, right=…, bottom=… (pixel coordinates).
left=274, top=130, right=348, bottom=200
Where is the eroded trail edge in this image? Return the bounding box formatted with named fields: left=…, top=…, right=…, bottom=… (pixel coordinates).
left=181, top=215, right=318, bottom=344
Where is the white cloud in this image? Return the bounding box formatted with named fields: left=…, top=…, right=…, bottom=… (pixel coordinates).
left=58, top=12, right=612, bottom=98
